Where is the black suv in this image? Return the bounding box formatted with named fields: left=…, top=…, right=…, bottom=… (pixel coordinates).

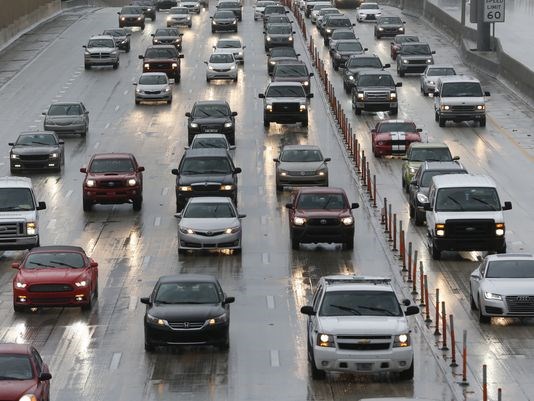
left=171, top=149, right=242, bottom=211
left=408, top=161, right=467, bottom=225
left=342, top=55, right=389, bottom=94
left=186, top=101, right=237, bottom=145
left=151, top=28, right=183, bottom=51
left=118, top=6, right=146, bottom=29
left=102, top=29, right=131, bottom=52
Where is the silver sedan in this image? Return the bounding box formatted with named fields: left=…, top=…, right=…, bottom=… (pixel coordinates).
left=273, top=145, right=330, bottom=191
left=176, top=197, right=245, bottom=253
left=420, top=65, right=456, bottom=96
left=134, top=72, right=172, bottom=104
left=43, top=101, right=89, bottom=137
left=470, top=253, right=534, bottom=323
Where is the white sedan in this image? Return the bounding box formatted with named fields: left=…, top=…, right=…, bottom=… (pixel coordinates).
left=470, top=253, right=534, bottom=323
left=205, top=52, right=238, bottom=82
left=356, top=2, right=381, bottom=22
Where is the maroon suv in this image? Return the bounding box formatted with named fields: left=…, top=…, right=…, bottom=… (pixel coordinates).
left=139, top=45, right=184, bottom=82
left=80, top=153, right=144, bottom=212
left=285, top=187, right=359, bottom=250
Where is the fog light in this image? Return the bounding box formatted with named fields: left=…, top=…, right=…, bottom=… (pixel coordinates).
left=75, top=295, right=85, bottom=302
left=321, top=361, right=329, bottom=367
left=399, top=361, right=406, bottom=366
left=18, top=296, right=27, bottom=302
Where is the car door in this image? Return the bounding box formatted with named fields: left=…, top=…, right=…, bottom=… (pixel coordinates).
left=425, top=185, right=436, bottom=234
left=470, top=262, right=485, bottom=301
left=409, top=166, right=422, bottom=204
left=308, top=284, right=323, bottom=346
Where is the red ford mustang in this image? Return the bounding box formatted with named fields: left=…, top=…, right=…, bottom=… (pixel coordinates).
left=0, top=343, right=51, bottom=401
left=12, top=246, right=98, bottom=312
left=371, top=120, right=422, bottom=158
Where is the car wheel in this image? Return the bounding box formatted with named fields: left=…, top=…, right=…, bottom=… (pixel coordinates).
left=354, top=106, right=361, bottom=115
left=178, top=247, right=187, bottom=255
left=480, top=117, right=486, bottom=127
left=263, top=119, right=270, bottom=127
left=84, top=64, right=91, bottom=70
left=189, top=23, right=193, bottom=28
left=301, top=119, right=308, bottom=127
left=399, top=70, right=405, bottom=77
left=233, top=76, right=238, bottom=82
left=144, top=338, right=155, bottom=352
left=141, top=24, right=145, bottom=30
left=469, top=286, right=477, bottom=310
left=430, top=239, right=441, bottom=260
left=390, top=107, right=398, bottom=115
left=152, top=14, right=156, bottom=21
left=373, top=149, right=380, bottom=158
left=435, top=111, right=439, bottom=122
left=83, top=199, right=92, bottom=212
left=333, top=62, right=338, bottom=71
left=113, top=62, right=119, bottom=70
left=211, top=28, right=215, bottom=33
left=135, top=99, right=141, bottom=105
left=81, top=294, right=93, bottom=311
left=217, top=330, right=230, bottom=350
left=309, top=342, right=326, bottom=380
left=409, top=203, right=415, bottom=218
left=438, top=117, right=446, bottom=127
left=206, top=77, right=210, bottom=82
left=175, top=73, right=180, bottom=83
left=167, top=99, right=172, bottom=105
left=398, top=360, right=414, bottom=380
left=81, top=128, right=87, bottom=137
left=497, top=243, right=507, bottom=254
left=133, top=197, right=142, bottom=211
left=125, top=45, right=130, bottom=53
left=414, top=210, right=425, bottom=226
left=344, top=238, right=354, bottom=250
left=478, top=296, right=491, bottom=323
left=291, top=234, right=299, bottom=250
left=323, top=38, right=328, bottom=46
left=229, top=134, right=235, bottom=146
left=13, top=305, right=26, bottom=313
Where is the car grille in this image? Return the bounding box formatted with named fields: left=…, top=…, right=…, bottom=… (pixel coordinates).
left=29, top=284, right=74, bottom=292
left=0, top=222, right=23, bottom=237
left=124, top=17, right=140, bottom=22
left=191, top=183, right=221, bottom=192
left=150, top=63, right=172, bottom=69
left=445, top=219, right=494, bottom=239
left=31, top=297, right=71, bottom=304
left=19, top=154, right=49, bottom=161
left=214, top=68, right=230, bottom=72
left=272, top=103, right=299, bottom=113
left=365, top=91, right=390, bottom=101
left=450, top=105, right=477, bottom=112
left=287, top=170, right=315, bottom=176
left=98, top=180, right=125, bottom=188
left=307, top=218, right=340, bottom=226
left=365, top=14, right=376, bottom=20
left=92, top=53, right=111, bottom=59
left=382, top=27, right=400, bottom=33
left=406, top=59, right=427, bottom=64
left=336, top=335, right=392, bottom=351
left=168, top=321, right=205, bottom=329
left=144, top=90, right=161, bottom=95
left=505, top=296, right=534, bottom=314
left=157, top=39, right=175, bottom=44
left=195, top=230, right=226, bottom=236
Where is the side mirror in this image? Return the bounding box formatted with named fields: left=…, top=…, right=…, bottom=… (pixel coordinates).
left=452, top=155, right=460, bottom=160
left=371, top=128, right=376, bottom=133
left=171, top=168, right=179, bottom=175
left=502, top=201, right=512, bottom=211
left=59, top=140, right=64, bottom=144
left=242, top=45, right=246, bottom=49
left=324, top=157, right=331, bottom=162
left=80, top=167, right=87, bottom=173
left=11, top=262, right=20, bottom=269
left=309, top=72, right=314, bottom=77
left=212, top=46, right=216, bottom=49
left=273, top=158, right=279, bottom=162
left=402, top=299, right=411, bottom=306
left=292, top=31, right=296, bottom=34
left=434, top=91, right=440, bottom=97
left=82, top=45, right=87, bottom=49
left=238, top=214, right=246, bottom=218
left=229, top=145, right=236, bottom=150
left=178, top=54, right=184, bottom=59
left=138, top=55, right=144, bottom=59
left=300, top=305, right=315, bottom=315
left=117, top=11, right=120, bottom=14
left=42, top=112, right=46, bottom=115
left=258, top=93, right=265, bottom=98
left=231, top=111, right=238, bottom=116
left=390, top=42, right=394, bottom=45
left=383, top=63, right=391, bottom=68
left=403, top=21, right=406, bottom=24
left=151, top=34, right=155, bottom=37
left=395, top=82, right=402, bottom=87
left=285, top=203, right=293, bottom=209
left=484, top=91, right=491, bottom=96
left=8, top=142, right=14, bottom=146
left=363, top=47, right=368, bottom=51
left=204, top=61, right=208, bottom=65
left=138, top=166, right=145, bottom=172
left=37, top=202, right=46, bottom=211
left=405, top=305, right=420, bottom=316
left=234, top=167, right=242, bottom=174
left=90, top=261, right=98, bottom=268
left=296, top=53, right=301, bottom=57
left=184, top=146, right=190, bottom=150
left=38, top=372, right=52, bottom=381
left=352, top=23, right=356, bottom=26
left=431, top=50, right=436, bottom=54
left=133, top=82, right=137, bottom=86
left=307, top=93, right=314, bottom=99
left=185, top=112, right=191, bottom=117
left=416, top=128, right=423, bottom=132
left=140, top=297, right=150, bottom=305
left=410, top=180, right=417, bottom=186
left=224, top=296, right=235, bottom=304
left=423, top=202, right=432, bottom=211
left=351, top=202, right=359, bottom=209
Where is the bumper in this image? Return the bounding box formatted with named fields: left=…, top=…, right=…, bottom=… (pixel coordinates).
left=206, top=70, right=238, bottom=80
left=135, top=92, right=172, bottom=101
left=45, top=123, right=86, bottom=133
left=84, top=187, right=141, bottom=204
left=176, top=191, right=237, bottom=209
left=145, top=322, right=228, bottom=346
left=85, top=57, right=118, bottom=66
left=480, top=298, right=534, bottom=318
left=212, top=24, right=237, bottom=31
left=358, top=13, right=378, bottom=21
left=14, top=288, right=92, bottom=308
left=277, top=174, right=328, bottom=187
left=291, top=225, right=354, bottom=244
left=356, top=101, right=398, bottom=112
left=119, top=21, right=144, bottom=27
left=168, top=20, right=191, bottom=27
left=377, top=29, right=403, bottom=36
left=264, top=111, right=308, bottom=124
left=373, top=144, right=409, bottom=156
left=143, top=66, right=180, bottom=77
left=178, top=231, right=241, bottom=250
left=0, top=235, right=39, bottom=250
left=11, top=159, right=60, bottom=170
left=439, top=111, right=486, bottom=121
left=433, top=236, right=506, bottom=252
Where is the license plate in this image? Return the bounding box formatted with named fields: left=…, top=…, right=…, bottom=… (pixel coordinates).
left=356, top=363, right=372, bottom=371
left=205, top=129, right=219, bottom=133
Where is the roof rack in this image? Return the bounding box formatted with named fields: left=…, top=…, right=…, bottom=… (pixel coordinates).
left=323, top=275, right=391, bottom=285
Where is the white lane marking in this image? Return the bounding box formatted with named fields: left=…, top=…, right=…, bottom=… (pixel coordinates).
left=109, top=352, right=122, bottom=370
left=270, top=350, right=280, bottom=367
left=266, top=295, right=275, bottom=309
left=188, top=89, right=192, bottom=94
left=68, top=78, right=75, bottom=82
left=55, top=95, right=62, bottom=98
left=128, top=295, right=137, bottom=311
left=154, top=217, right=161, bottom=227
left=46, top=219, right=56, bottom=230
left=65, top=190, right=73, bottom=199
left=94, top=141, right=100, bottom=149
left=59, top=90, right=65, bottom=94
left=123, top=90, right=128, bottom=95
left=261, top=215, right=268, bottom=225
left=29, top=125, right=36, bottom=129
left=162, top=187, right=169, bottom=196
left=115, top=105, right=120, bottom=111
left=104, top=123, right=110, bottom=130
left=262, top=253, right=269, bottom=264
left=142, top=255, right=151, bottom=269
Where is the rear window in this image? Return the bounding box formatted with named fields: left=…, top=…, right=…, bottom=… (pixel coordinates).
left=48, top=104, right=82, bottom=115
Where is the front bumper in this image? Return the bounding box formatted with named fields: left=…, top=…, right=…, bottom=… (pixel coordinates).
left=178, top=231, right=241, bottom=250
left=291, top=224, right=354, bottom=244
left=84, top=187, right=141, bottom=204
left=119, top=18, right=145, bottom=27
left=145, top=322, right=228, bottom=345
left=433, top=236, right=505, bottom=252
left=168, top=19, right=191, bottom=27
left=264, top=110, right=308, bottom=124
left=355, top=101, right=398, bottom=112
left=85, top=56, right=119, bottom=66
left=11, top=157, right=60, bottom=171
left=0, top=235, right=39, bottom=250
left=206, top=69, right=238, bottom=80
left=438, top=110, right=486, bottom=121
left=44, top=122, right=86, bottom=134
left=143, top=65, right=180, bottom=77
left=135, top=91, right=172, bottom=101
left=480, top=296, right=534, bottom=318
left=13, top=287, right=92, bottom=307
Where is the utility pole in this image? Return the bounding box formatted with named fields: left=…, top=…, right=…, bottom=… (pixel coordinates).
left=476, top=0, right=491, bottom=50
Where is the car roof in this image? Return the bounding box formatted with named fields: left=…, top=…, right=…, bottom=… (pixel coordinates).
left=0, top=176, right=33, bottom=188
left=484, top=253, right=534, bottom=262
left=193, top=100, right=230, bottom=106
left=187, top=196, right=233, bottom=204
left=158, top=274, right=219, bottom=284
left=320, top=275, right=393, bottom=292
left=296, top=187, right=346, bottom=194
left=183, top=148, right=231, bottom=158
left=30, top=245, right=86, bottom=253
left=421, top=161, right=464, bottom=171
left=92, top=152, right=134, bottom=159
left=432, top=174, right=497, bottom=188
left=438, top=75, right=480, bottom=83
left=281, top=144, right=321, bottom=151
left=0, top=343, right=32, bottom=355
left=267, top=81, right=305, bottom=87
left=408, top=142, right=449, bottom=149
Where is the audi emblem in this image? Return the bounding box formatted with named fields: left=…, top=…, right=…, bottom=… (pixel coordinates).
left=516, top=296, right=530, bottom=302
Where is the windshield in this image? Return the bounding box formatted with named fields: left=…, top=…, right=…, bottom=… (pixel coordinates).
left=435, top=187, right=501, bottom=212
left=427, top=67, right=456, bottom=77
left=264, top=6, right=285, bottom=13
left=155, top=282, right=221, bottom=304
left=144, top=48, right=177, bottom=58
left=409, top=147, right=452, bottom=162
left=337, top=42, right=363, bottom=52
left=327, top=18, right=352, bottom=27
left=266, top=85, right=305, bottom=97
left=183, top=202, right=236, bottom=218
left=421, top=170, right=465, bottom=187
left=280, top=149, right=323, bottom=162
left=274, top=64, right=307, bottom=77
left=400, top=44, right=431, bottom=55
left=89, top=158, right=134, bottom=173
left=332, top=31, right=356, bottom=40
left=155, top=28, right=179, bottom=36
left=379, top=17, right=402, bottom=24
left=0, top=188, right=35, bottom=211
left=319, top=290, right=402, bottom=317
left=180, top=157, right=232, bottom=174
left=88, top=39, right=115, bottom=48
left=210, top=53, right=234, bottom=63
left=271, top=47, right=297, bottom=57
left=0, top=356, right=33, bottom=380
left=25, top=252, right=85, bottom=269
left=441, top=82, right=483, bottom=97
left=103, top=29, right=126, bottom=37
left=17, top=134, right=56, bottom=146
left=320, top=9, right=340, bottom=15
left=139, top=74, right=168, bottom=85
left=214, top=11, right=235, bottom=18
left=312, top=4, right=330, bottom=11
left=267, top=25, right=292, bottom=34
left=360, top=3, right=379, bottom=9
left=191, top=137, right=228, bottom=149
left=396, top=35, right=419, bottom=43
left=217, top=40, right=241, bottom=48
left=357, top=74, right=395, bottom=86
left=193, top=104, right=230, bottom=117
left=347, top=57, right=382, bottom=69
left=170, top=7, right=189, bottom=14
left=486, top=260, right=534, bottom=278
left=121, top=6, right=143, bottom=13
left=266, top=16, right=290, bottom=23
left=297, top=193, right=345, bottom=209
left=48, top=104, right=82, bottom=116
left=377, top=122, right=416, bottom=133
left=218, top=2, right=239, bottom=7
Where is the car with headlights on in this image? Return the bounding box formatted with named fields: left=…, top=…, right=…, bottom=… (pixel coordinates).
left=12, top=245, right=99, bottom=312
left=285, top=187, right=359, bottom=249
left=267, top=46, right=300, bottom=74
left=420, top=65, right=456, bottom=96
left=152, top=28, right=184, bottom=51
left=271, top=61, right=313, bottom=93
left=205, top=52, right=238, bottom=82
left=470, top=254, right=534, bottom=323
left=328, top=29, right=357, bottom=50
left=375, top=16, right=406, bottom=39
left=259, top=82, right=313, bottom=127
left=342, top=54, right=389, bottom=94
left=274, top=145, right=329, bottom=191
left=330, top=40, right=367, bottom=70
left=254, top=0, right=278, bottom=20
left=300, top=275, right=419, bottom=380
left=264, top=24, right=295, bottom=51
left=83, top=35, right=119, bottom=70
left=320, top=15, right=354, bottom=45
left=0, top=344, right=51, bottom=401
left=80, top=153, right=144, bottom=211
left=130, top=0, right=157, bottom=20
left=396, top=42, right=435, bottom=76
left=139, top=45, right=184, bottom=82
left=9, top=132, right=64, bottom=173
left=310, top=2, right=334, bottom=23
left=43, top=101, right=89, bottom=136
left=186, top=100, right=237, bottom=145
left=167, top=6, right=192, bottom=27
left=102, top=28, right=131, bottom=52
left=351, top=70, right=401, bottom=115
left=216, top=0, right=243, bottom=20
left=356, top=2, right=381, bottom=21
left=118, top=5, right=146, bottom=29
left=211, top=10, right=238, bottom=32
left=180, top=0, right=201, bottom=13
left=141, top=274, right=235, bottom=351
left=186, top=134, right=236, bottom=151
left=371, top=120, right=421, bottom=158
left=390, top=34, right=419, bottom=60
left=171, top=148, right=241, bottom=211
left=176, top=197, right=245, bottom=253
left=134, top=72, right=172, bottom=105
left=213, top=38, right=246, bottom=64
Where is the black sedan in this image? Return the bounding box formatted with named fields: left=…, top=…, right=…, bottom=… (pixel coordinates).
left=9, top=132, right=64, bottom=173
left=211, top=11, right=238, bottom=33
left=102, top=29, right=131, bottom=52
left=186, top=100, right=237, bottom=145
left=141, top=274, right=235, bottom=351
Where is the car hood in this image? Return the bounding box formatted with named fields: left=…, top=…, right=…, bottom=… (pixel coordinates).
left=138, top=84, right=169, bottom=91
left=272, top=75, right=308, bottom=82
left=440, top=96, right=485, bottom=105
left=180, top=217, right=240, bottom=230
left=318, top=316, right=408, bottom=335
left=191, top=116, right=230, bottom=124
left=480, top=278, right=534, bottom=295
left=380, top=23, right=403, bottom=28
left=400, top=54, right=432, bottom=60
left=17, top=268, right=87, bottom=284
left=86, top=47, right=115, bottom=53
left=86, top=172, right=136, bottom=180
left=12, top=145, right=58, bottom=155
left=266, top=96, right=305, bottom=102
left=0, top=380, right=37, bottom=399
left=294, top=209, right=350, bottom=218
left=144, top=57, right=178, bottom=62
left=178, top=173, right=234, bottom=185
left=278, top=161, right=325, bottom=171
left=358, top=9, right=380, bottom=14
left=214, top=17, right=236, bottom=22
left=434, top=211, right=504, bottom=222
left=149, top=303, right=225, bottom=321
left=0, top=210, right=36, bottom=222
left=209, top=62, right=235, bottom=69
left=374, top=131, right=420, bottom=141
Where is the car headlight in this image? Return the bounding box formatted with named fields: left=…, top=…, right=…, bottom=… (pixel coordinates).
left=19, top=395, right=38, bottom=401
left=175, top=38, right=181, bottom=43
left=348, top=75, right=354, bottom=80
left=172, top=63, right=178, bottom=68
left=15, top=282, right=27, bottom=289
left=187, top=16, right=191, bottom=20
left=230, top=64, right=236, bottom=70
left=75, top=280, right=88, bottom=287
left=416, top=193, right=428, bottom=204
left=426, top=58, right=432, bottom=63
left=168, top=16, right=173, bottom=20
left=232, top=20, right=237, bottom=24
left=224, top=226, right=240, bottom=234
left=111, top=50, right=118, bottom=55
left=428, top=80, right=435, bottom=85
left=84, top=51, right=91, bottom=56
left=495, top=223, right=505, bottom=236
left=408, top=167, right=416, bottom=174
left=190, top=122, right=198, bottom=128
left=86, top=179, right=95, bottom=187
left=317, top=333, right=335, bottom=347
left=10, top=153, right=19, bottom=159
left=178, top=186, right=192, bottom=191
left=120, top=16, right=126, bottom=20
left=238, top=51, right=243, bottom=56
left=26, top=222, right=36, bottom=235
left=164, top=87, right=171, bottom=92
left=212, top=20, right=216, bottom=25
left=399, top=27, right=404, bottom=31
left=393, top=333, right=410, bottom=347
left=144, top=63, right=150, bottom=69
left=266, top=104, right=272, bottom=111
left=279, top=169, right=288, bottom=176
left=403, top=59, right=409, bottom=64
left=293, top=216, right=306, bottom=225
left=484, top=291, right=502, bottom=301
left=137, top=16, right=142, bottom=20
left=179, top=226, right=194, bottom=234
left=326, top=29, right=332, bottom=33
left=147, top=8, right=152, bottom=11
left=341, top=216, right=353, bottom=225
left=390, top=92, right=397, bottom=99
left=224, top=122, right=233, bottom=127
left=441, top=105, right=450, bottom=110
left=270, top=61, right=276, bottom=65
left=208, top=313, right=228, bottom=325
left=357, top=92, right=364, bottom=99
left=303, top=80, right=309, bottom=86
left=146, top=313, right=168, bottom=326
left=266, top=36, right=271, bottom=41
left=50, top=152, right=59, bottom=158
left=378, top=27, right=384, bottom=31
left=128, top=178, right=137, bottom=186
left=435, top=223, right=445, bottom=237
left=220, top=184, right=234, bottom=191
left=477, top=105, right=485, bottom=110
left=299, top=104, right=306, bottom=111
left=288, top=36, right=293, bottom=41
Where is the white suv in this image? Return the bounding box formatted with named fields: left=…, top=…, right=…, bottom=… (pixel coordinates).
left=300, top=275, right=419, bottom=380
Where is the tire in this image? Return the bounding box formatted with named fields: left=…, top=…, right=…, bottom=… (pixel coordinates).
left=84, top=64, right=91, bottom=70
left=414, top=211, right=424, bottom=226
left=497, top=244, right=507, bottom=254
left=217, top=330, right=230, bottom=350
left=228, top=134, right=235, bottom=146
left=175, top=73, right=180, bottom=83
left=354, top=106, right=361, bottom=115
left=309, top=342, right=326, bottom=380
left=135, top=100, right=140, bottom=105
left=323, top=39, right=328, bottom=46
left=144, top=339, right=155, bottom=352
left=399, top=70, right=405, bottom=77
left=301, top=119, right=308, bottom=127
left=112, top=62, right=119, bottom=70
left=373, top=149, right=379, bottom=158
left=398, top=361, right=414, bottom=380
left=276, top=184, right=283, bottom=192
left=125, top=45, right=130, bottom=53
left=133, top=197, right=142, bottom=211
left=390, top=107, right=398, bottom=115
left=470, top=286, right=477, bottom=310
left=233, top=76, right=238, bottom=82
left=438, top=117, right=446, bottom=127
left=409, top=204, right=415, bottom=218
left=333, top=63, right=338, bottom=71
left=478, top=296, right=491, bottom=323
left=167, top=99, right=172, bottom=105
left=480, top=117, right=486, bottom=127
left=263, top=119, right=270, bottom=127
left=83, top=199, right=92, bottom=212
left=212, top=28, right=215, bottom=33
left=81, top=127, right=87, bottom=137
left=13, top=305, right=26, bottom=313
left=141, top=24, right=145, bottom=30
left=81, top=294, right=93, bottom=311
left=178, top=247, right=187, bottom=255
left=152, top=14, right=156, bottom=21
left=431, top=239, right=441, bottom=260
left=291, top=234, right=299, bottom=250
left=344, top=82, right=350, bottom=94
left=206, top=77, right=210, bottom=83
left=435, top=111, right=439, bottom=122
left=344, top=238, right=354, bottom=250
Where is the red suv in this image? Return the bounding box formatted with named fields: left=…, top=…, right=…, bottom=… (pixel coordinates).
left=0, top=344, right=51, bottom=401
left=285, top=187, right=359, bottom=250
left=80, top=153, right=144, bottom=211
left=12, top=246, right=99, bottom=312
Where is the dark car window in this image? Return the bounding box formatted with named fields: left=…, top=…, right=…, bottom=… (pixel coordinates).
left=357, top=74, right=395, bottom=86
left=170, top=7, right=189, bottom=14
left=139, top=74, right=168, bottom=85
left=377, top=122, right=416, bottom=133
left=421, top=170, right=466, bottom=187
left=435, top=187, right=501, bottom=212
left=193, top=104, right=230, bottom=117
left=441, top=82, right=483, bottom=97
left=210, top=53, right=234, bottom=63
left=331, top=31, right=356, bottom=40
left=267, top=25, right=292, bottom=34
left=336, top=42, right=363, bottom=52
left=379, top=16, right=402, bottom=24
left=155, top=28, right=179, bottom=36
left=121, top=6, right=143, bottom=13
left=25, top=252, right=86, bottom=269
left=281, top=149, right=323, bottom=162
left=486, top=260, right=534, bottom=278
left=217, top=40, right=241, bottom=48
left=266, top=16, right=291, bottom=24
left=0, top=188, right=35, bottom=211
left=0, top=356, right=34, bottom=380
left=346, top=57, right=382, bottom=69
left=17, top=134, right=57, bottom=146
left=145, top=48, right=177, bottom=58
left=214, top=11, right=235, bottom=18
left=360, top=3, right=379, bottom=9
left=319, top=290, right=402, bottom=317
left=180, top=157, right=232, bottom=174
left=270, top=47, right=297, bottom=57
left=427, top=67, right=456, bottom=77
left=89, top=158, right=135, bottom=173
left=183, top=202, right=236, bottom=218
left=409, top=147, right=452, bottom=162
left=400, top=44, right=431, bottom=55
left=297, top=193, right=346, bottom=209
left=396, top=35, right=419, bottom=44
left=274, top=64, right=308, bottom=77
left=327, top=18, right=352, bottom=27
left=48, top=104, right=82, bottom=116
left=191, top=138, right=228, bottom=149
left=155, top=282, right=221, bottom=304
left=266, top=85, right=305, bottom=97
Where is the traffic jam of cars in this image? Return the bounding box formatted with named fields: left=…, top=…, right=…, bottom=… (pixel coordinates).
left=0, top=0, right=532, bottom=399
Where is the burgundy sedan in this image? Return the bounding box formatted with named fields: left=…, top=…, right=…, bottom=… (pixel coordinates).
left=0, top=343, right=51, bottom=401
left=390, top=34, right=419, bottom=60
left=371, top=120, right=422, bottom=158
left=12, top=246, right=99, bottom=312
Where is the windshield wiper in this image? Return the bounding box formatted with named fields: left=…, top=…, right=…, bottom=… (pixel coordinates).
left=442, top=196, right=463, bottom=210
left=28, top=262, right=54, bottom=268
left=355, top=305, right=396, bottom=316
left=470, top=197, right=495, bottom=209
left=31, top=141, right=53, bottom=146
left=49, top=260, right=79, bottom=268
left=329, top=304, right=361, bottom=315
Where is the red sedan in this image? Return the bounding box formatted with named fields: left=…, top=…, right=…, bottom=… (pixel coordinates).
left=371, top=120, right=422, bottom=158
left=12, top=246, right=98, bottom=312
left=0, top=343, right=51, bottom=401
left=390, top=34, right=419, bottom=60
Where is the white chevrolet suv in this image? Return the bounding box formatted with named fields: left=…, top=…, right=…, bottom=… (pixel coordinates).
left=300, top=275, right=419, bottom=380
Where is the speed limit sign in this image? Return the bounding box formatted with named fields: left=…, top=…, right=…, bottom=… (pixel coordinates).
left=484, top=0, right=505, bottom=22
